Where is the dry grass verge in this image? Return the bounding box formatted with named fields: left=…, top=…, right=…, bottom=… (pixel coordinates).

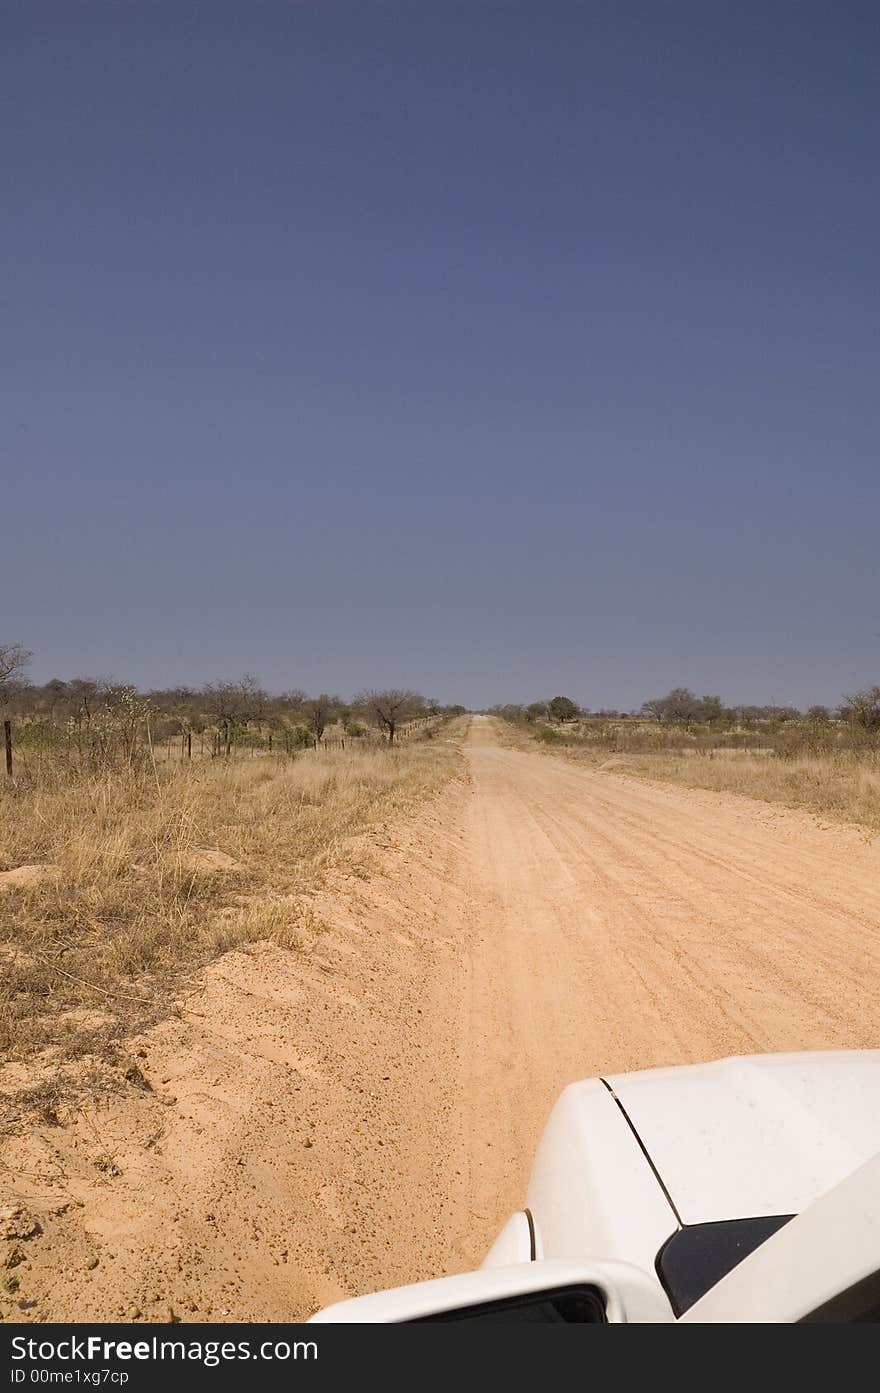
left=0, top=728, right=463, bottom=1084
left=603, top=748, right=880, bottom=833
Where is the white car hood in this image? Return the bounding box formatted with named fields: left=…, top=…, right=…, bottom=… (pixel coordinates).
left=604, top=1050, right=880, bottom=1226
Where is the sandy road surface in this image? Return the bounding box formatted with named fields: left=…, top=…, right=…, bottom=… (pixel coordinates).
left=4, top=716, right=880, bottom=1320
left=447, top=716, right=880, bottom=1265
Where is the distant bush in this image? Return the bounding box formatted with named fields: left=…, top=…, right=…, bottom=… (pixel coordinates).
left=534, top=725, right=564, bottom=744
left=839, top=686, right=880, bottom=734
left=13, top=720, right=66, bottom=751
left=285, top=725, right=315, bottom=749
left=548, top=696, right=579, bottom=722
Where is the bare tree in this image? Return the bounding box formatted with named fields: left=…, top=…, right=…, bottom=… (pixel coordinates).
left=640, top=697, right=666, bottom=722
left=839, top=686, right=880, bottom=734
left=67, top=677, right=103, bottom=727
left=303, top=693, right=337, bottom=743
left=202, top=677, right=267, bottom=752
left=240, top=673, right=270, bottom=727
left=94, top=685, right=154, bottom=767
left=640, top=688, right=703, bottom=727
left=0, top=643, right=31, bottom=700
left=354, top=689, right=425, bottom=744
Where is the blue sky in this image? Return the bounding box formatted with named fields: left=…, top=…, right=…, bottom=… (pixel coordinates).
left=3, top=2, right=878, bottom=708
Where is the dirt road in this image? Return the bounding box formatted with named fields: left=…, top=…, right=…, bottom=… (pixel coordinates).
left=446, top=715, right=880, bottom=1267
left=5, top=715, right=880, bottom=1320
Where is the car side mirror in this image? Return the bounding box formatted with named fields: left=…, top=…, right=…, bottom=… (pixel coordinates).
left=308, top=1259, right=673, bottom=1323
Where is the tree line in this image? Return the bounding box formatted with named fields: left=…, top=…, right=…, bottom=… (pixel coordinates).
left=492, top=685, right=880, bottom=734
left=0, top=643, right=467, bottom=769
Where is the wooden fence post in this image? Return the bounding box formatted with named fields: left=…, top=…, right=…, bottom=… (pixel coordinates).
left=4, top=720, right=12, bottom=778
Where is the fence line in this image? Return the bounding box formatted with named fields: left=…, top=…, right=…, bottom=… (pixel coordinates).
left=0, top=713, right=448, bottom=779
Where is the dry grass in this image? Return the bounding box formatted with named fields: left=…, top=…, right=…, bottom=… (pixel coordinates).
left=0, top=729, right=462, bottom=1068
left=605, top=749, right=880, bottom=832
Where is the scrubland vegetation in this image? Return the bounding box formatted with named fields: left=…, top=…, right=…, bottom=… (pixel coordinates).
left=494, top=686, right=880, bottom=831
left=0, top=645, right=464, bottom=1082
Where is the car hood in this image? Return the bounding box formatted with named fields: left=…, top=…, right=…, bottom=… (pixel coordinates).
left=603, top=1050, right=880, bottom=1226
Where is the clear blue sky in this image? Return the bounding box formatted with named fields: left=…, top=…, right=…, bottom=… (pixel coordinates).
left=4, top=2, right=878, bottom=709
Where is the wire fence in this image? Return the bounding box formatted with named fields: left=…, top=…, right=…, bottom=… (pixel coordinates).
left=1, top=713, right=446, bottom=781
